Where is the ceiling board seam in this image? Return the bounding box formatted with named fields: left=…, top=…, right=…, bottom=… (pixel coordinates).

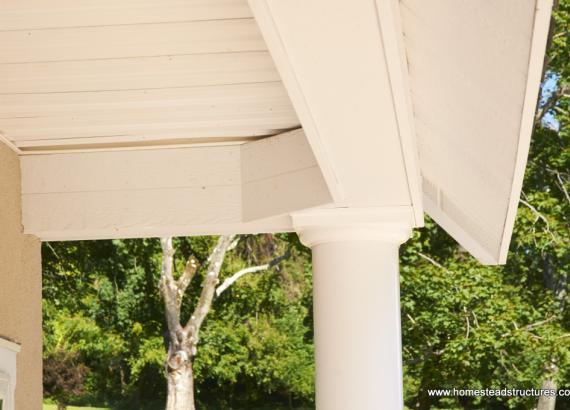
left=0, top=50, right=270, bottom=66
left=22, top=183, right=240, bottom=196
left=0, top=80, right=284, bottom=96
left=0, top=16, right=255, bottom=33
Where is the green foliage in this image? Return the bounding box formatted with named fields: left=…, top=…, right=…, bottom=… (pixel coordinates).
left=43, top=235, right=315, bottom=409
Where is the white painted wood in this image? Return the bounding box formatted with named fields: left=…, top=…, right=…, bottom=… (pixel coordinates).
left=401, top=0, right=552, bottom=263
left=21, top=146, right=241, bottom=194
left=0, top=344, right=18, bottom=410
left=2, top=83, right=299, bottom=147
left=248, top=0, right=344, bottom=204
left=0, top=339, right=20, bottom=354
left=21, top=130, right=332, bottom=240
left=20, top=145, right=239, bottom=239
left=0, top=134, right=21, bottom=155
left=17, top=137, right=253, bottom=153
left=241, top=129, right=315, bottom=182
left=0, top=0, right=252, bottom=31
left=374, top=0, right=424, bottom=226
left=0, top=19, right=265, bottom=64
left=0, top=52, right=279, bottom=94
left=312, top=241, right=404, bottom=410
left=249, top=0, right=415, bottom=214
left=241, top=129, right=332, bottom=220
left=22, top=186, right=245, bottom=241
left=0, top=0, right=299, bottom=153
left=27, top=215, right=295, bottom=242
left=292, top=208, right=413, bottom=410
left=499, top=0, right=554, bottom=263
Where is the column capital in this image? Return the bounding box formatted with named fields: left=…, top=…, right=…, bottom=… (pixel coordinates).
left=291, top=207, right=414, bottom=248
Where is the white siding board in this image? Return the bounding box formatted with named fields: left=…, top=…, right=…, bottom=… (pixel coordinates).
left=0, top=52, right=280, bottom=94
left=27, top=216, right=294, bottom=242
left=1, top=83, right=299, bottom=144
left=20, top=146, right=241, bottom=194
left=0, top=19, right=265, bottom=64
left=0, top=0, right=252, bottom=31
left=241, top=129, right=317, bottom=182
left=241, top=129, right=333, bottom=220
left=20, top=132, right=328, bottom=240
left=402, top=0, right=552, bottom=263
left=242, top=166, right=332, bottom=221
left=0, top=0, right=298, bottom=153
left=21, top=145, right=242, bottom=238
left=23, top=186, right=243, bottom=234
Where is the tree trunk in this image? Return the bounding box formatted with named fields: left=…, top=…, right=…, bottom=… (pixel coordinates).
left=537, top=378, right=556, bottom=410
left=57, top=402, right=66, bottom=410
left=165, top=348, right=195, bottom=410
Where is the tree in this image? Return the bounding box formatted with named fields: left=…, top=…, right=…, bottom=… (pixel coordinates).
left=158, top=236, right=290, bottom=410
left=43, top=350, right=89, bottom=410
left=42, top=235, right=314, bottom=409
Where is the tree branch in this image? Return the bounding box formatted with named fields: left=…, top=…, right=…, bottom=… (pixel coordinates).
left=417, top=252, right=450, bottom=272
left=554, top=169, right=570, bottom=206
left=215, top=248, right=291, bottom=297
left=519, top=198, right=560, bottom=243
left=535, top=83, right=568, bottom=126
left=183, top=235, right=236, bottom=339
left=160, top=237, right=183, bottom=341
left=177, top=256, right=199, bottom=304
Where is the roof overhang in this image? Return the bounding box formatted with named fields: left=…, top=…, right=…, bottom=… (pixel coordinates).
left=0, top=0, right=553, bottom=264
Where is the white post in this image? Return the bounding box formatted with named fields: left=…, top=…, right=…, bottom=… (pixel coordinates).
left=292, top=208, right=413, bottom=410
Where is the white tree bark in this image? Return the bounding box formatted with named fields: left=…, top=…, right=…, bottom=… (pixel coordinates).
left=216, top=249, right=290, bottom=297
left=160, top=235, right=234, bottom=410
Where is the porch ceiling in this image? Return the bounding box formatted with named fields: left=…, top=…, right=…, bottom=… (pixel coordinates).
left=0, top=0, right=299, bottom=153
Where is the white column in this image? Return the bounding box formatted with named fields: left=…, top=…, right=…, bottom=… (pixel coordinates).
left=292, top=208, right=413, bottom=410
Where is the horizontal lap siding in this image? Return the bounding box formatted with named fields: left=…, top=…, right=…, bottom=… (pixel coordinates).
left=0, top=0, right=299, bottom=151
left=0, top=0, right=252, bottom=30
left=21, top=146, right=243, bottom=235
left=0, top=19, right=265, bottom=64
left=1, top=83, right=299, bottom=143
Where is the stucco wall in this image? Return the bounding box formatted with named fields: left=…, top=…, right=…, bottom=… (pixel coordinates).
left=0, top=142, right=42, bottom=409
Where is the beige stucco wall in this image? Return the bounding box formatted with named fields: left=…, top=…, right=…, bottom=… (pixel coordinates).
left=0, top=142, right=42, bottom=409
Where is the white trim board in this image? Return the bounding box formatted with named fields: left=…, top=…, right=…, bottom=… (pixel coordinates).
left=402, top=0, right=553, bottom=264
left=249, top=0, right=423, bottom=221
left=20, top=129, right=332, bottom=241
left=0, top=339, right=20, bottom=354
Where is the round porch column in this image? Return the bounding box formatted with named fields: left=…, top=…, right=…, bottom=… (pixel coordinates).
left=293, top=209, right=413, bottom=410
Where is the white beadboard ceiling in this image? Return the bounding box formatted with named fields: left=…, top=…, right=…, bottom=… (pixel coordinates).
left=0, top=0, right=300, bottom=153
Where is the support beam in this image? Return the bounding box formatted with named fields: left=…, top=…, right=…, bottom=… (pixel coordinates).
left=21, top=129, right=332, bottom=241
left=292, top=208, right=413, bottom=410
left=242, top=128, right=332, bottom=221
